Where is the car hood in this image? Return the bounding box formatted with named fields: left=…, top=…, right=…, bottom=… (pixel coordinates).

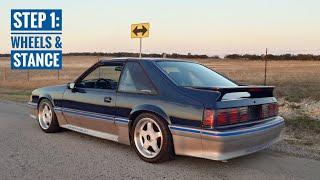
left=33, top=84, right=67, bottom=93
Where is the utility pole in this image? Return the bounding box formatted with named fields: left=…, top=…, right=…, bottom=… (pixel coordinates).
left=264, top=48, right=268, bottom=85
left=3, top=67, right=6, bottom=81
left=27, top=70, right=30, bottom=81
left=98, top=57, right=101, bottom=78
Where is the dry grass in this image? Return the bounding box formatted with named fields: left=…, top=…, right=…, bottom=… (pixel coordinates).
left=196, top=59, right=320, bottom=101
left=1, top=56, right=320, bottom=101
left=1, top=56, right=320, bottom=102
left=1, top=56, right=320, bottom=105
left=279, top=98, right=320, bottom=121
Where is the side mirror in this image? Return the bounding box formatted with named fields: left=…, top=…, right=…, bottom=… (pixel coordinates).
left=68, top=82, right=76, bottom=90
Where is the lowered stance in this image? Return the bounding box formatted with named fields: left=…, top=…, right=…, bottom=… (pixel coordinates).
left=28, top=58, right=284, bottom=163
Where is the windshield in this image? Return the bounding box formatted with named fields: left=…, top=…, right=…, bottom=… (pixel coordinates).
left=156, top=61, right=237, bottom=87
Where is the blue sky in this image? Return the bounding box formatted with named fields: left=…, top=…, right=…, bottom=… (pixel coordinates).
left=1, top=0, right=320, bottom=56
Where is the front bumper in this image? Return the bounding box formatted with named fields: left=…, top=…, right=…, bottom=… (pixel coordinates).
left=169, top=116, right=284, bottom=161
left=27, top=102, right=37, bottom=119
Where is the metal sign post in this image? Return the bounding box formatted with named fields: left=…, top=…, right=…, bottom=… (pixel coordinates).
left=139, top=38, right=142, bottom=58
left=131, top=23, right=150, bottom=58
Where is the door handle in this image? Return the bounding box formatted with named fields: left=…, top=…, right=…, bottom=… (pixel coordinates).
left=104, top=97, right=112, bottom=103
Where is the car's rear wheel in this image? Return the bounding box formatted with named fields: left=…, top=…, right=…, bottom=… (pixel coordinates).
left=38, top=99, right=61, bottom=133
left=131, top=113, right=174, bottom=163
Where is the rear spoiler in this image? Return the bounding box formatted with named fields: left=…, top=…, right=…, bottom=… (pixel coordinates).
left=214, top=86, right=274, bottom=101
left=187, top=86, right=274, bottom=101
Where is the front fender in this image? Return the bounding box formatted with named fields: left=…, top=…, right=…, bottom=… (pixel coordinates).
left=38, top=94, right=54, bottom=106
left=31, top=88, right=54, bottom=106
left=31, top=84, right=67, bottom=107
left=129, top=104, right=171, bottom=124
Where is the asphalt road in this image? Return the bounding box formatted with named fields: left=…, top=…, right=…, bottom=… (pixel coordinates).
left=0, top=101, right=319, bottom=180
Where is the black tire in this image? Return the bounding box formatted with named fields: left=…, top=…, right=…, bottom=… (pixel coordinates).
left=131, top=113, right=175, bottom=163
left=37, top=99, right=61, bottom=133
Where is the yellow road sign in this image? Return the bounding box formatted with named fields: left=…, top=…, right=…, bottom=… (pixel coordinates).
left=131, top=23, right=150, bottom=38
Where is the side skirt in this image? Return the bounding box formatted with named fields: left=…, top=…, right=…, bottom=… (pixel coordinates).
left=61, top=124, right=119, bottom=142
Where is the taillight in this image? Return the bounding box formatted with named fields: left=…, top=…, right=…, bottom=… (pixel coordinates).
left=261, top=104, right=269, bottom=119
left=229, top=108, right=239, bottom=124
left=239, top=107, right=249, bottom=122
left=269, top=103, right=279, bottom=117
left=202, top=103, right=278, bottom=128
left=268, top=104, right=274, bottom=117
left=217, top=111, right=229, bottom=125
left=274, top=103, right=279, bottom=115
left=202, top=108, right=247, bottom=128
left=202, top=109, right=214, bottom=128
left=261, top=103, right=278, bottom=119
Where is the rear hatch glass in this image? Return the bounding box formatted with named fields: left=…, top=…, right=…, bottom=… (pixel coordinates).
left=156, top=61, right=237, bottom=87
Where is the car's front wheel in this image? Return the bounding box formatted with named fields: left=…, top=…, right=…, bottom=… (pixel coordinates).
left=131, top=113, right=175, bottom=163
left=38, top=99, right=61, bottom=133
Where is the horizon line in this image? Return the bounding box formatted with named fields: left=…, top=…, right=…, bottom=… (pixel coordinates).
left=1, top=51, right=320, bottom=57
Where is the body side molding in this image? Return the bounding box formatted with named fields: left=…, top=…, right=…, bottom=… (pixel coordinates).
left=61, top=124, right=119, bottom=142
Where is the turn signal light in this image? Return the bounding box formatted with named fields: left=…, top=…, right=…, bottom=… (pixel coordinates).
left=202, top=109, right=214, bottom=128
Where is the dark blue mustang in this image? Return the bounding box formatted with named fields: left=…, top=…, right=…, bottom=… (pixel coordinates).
left=28, top=58, right=284, bottom=163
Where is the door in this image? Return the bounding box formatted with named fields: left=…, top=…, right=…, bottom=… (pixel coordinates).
left=62, top=62, right=123, bottom=135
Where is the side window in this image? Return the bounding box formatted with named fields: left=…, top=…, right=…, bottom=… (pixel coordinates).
left=118, top=62, right=156, bottom=94
left=77, top=65, right=122, bottom=90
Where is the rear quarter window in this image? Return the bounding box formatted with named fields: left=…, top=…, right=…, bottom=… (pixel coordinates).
left=118, top=62, right=156, bottom=94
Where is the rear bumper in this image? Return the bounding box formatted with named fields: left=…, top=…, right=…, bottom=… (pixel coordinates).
left=169, top=116, right=284, bottom=161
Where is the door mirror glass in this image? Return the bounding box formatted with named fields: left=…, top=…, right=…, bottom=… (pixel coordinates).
left=68, top=82, right=76, bottom=89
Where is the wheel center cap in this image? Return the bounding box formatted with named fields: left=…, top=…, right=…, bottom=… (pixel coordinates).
left=146, top=135, right=151, bottom=141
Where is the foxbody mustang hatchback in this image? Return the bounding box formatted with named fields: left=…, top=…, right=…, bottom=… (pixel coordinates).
left=28, top=58, right=284, bottom=163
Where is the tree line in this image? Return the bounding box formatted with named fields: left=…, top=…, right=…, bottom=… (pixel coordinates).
left=62, top=52, right=210, bottom=59
left=224, top=54, right=320, bottom=60
left=0, top=52, right=209, bottom=59
left=1, top=52, right=320, bottom=60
